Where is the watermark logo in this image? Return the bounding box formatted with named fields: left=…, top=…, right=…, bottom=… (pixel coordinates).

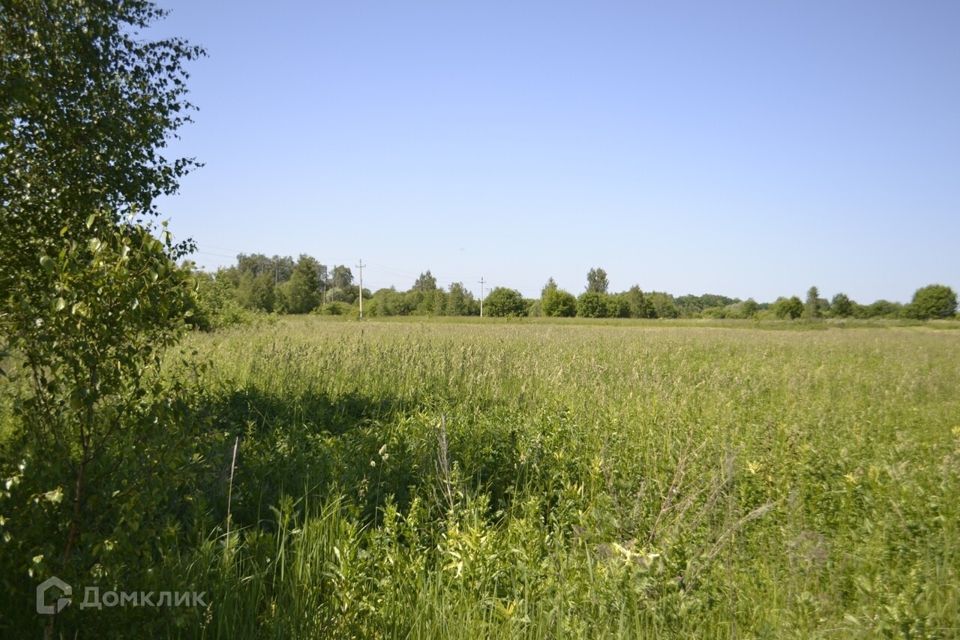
left=36, top=576, right=72, bottom=615
left=36, top=577, right=205, bottom=615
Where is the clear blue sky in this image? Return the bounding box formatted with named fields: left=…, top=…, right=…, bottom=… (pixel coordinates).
left=154, top=0, right=959, bottom=303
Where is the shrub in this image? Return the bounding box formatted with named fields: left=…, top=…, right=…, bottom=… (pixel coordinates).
left=542, top=288, right=577, bottom=317
left=484, top=288, right=527, bottom=317
left=576, top=291, right=609, bottom=318
left=605, top=294, right=631, bottom=318
left=318, top=301, right=355, bottom=316
left=772, top=296, right=804, bottom=319
left=907, top=284, right=957, bottom=320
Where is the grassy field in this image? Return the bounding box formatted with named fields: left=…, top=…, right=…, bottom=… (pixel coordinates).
left=6, top=317, right=960, bottom=637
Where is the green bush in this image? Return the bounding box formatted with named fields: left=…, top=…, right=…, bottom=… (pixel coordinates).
left=772, top=296, right=804, bottom=319
left=188, top=271, right=255, bottom=331
left=576, top=291, right=608, bottom=317
left=542, top=287, right=577, bottom=318
left=317, top=301, right=355, bottom=316
left=907, top=284, right=957, bottom=320
left=484, top=287, right=527, bottom=317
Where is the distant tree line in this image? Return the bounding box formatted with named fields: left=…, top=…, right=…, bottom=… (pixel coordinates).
left=760, top=284, right=958, bottom=321
left=192, top=258, right=958, bottom=324
left=201, top=253, right=361, bottom=314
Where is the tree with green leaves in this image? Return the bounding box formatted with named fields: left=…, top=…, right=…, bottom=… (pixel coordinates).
left=368, top=288, right=411, bottom=316
left=331, top=265, right=354, bottom=290
left=605, top=294, right=631, bottom=318
left=416, top=289, right=446, bottom=315
left=856, top=299, right=902, bottom=318
left=278, top=255, right=322, bottom=313
left=772, top=296, right=804, bottom=319
left=325, top=286, right=356, bottom=305
left=446, top=282, right=478, bottom=316
left=188, top=268, right=251, bottom=329
left=414, top=270, right=438, bottom=292
left=830, top=293, right=854, bottom=318
left=541, top=278, right=577, bottom=317
left=586, top=267, right=609, bottom=294
left=236, top=270, right=276, bottom=312
left=674, top=293, right=739, bottom=316
left=804, top=286, right=821, bottom=319
left=908, top=284, right=957, bottom=319
left=484, top=287, right=527, bottom=317
left=648, top=292, right=678, bottom=319
left=541, top=277, right=558, bottom=296
left=624, top=286, right=655, bottom=318
left=0, top=0, right=204, bottom=624
left=576, top=291, right=609, bottom=318
left=237, top=253, right=293, bottom=283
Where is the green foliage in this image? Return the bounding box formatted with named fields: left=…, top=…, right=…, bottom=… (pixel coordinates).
left=364, top=282, right=477, bottom=317
left=576, top=291, right=609, bottom=318
left=446, top=282, right=479, bottom=316
left=183, top=257, right=952, bottom=326
left=700, top=306, right=727, bottom=319
left=586, top=267, right=609, bottom=294
left=236, top=254, right=295, bottom=284
left=484, top=288, right=527, bottom=317
left=367, top=288, right=411, bottom=316
left=804, top=286, right=822, bottom=319
left=0, top=4, right=204, bottom=634
left=541, top=279, right=577, bottom=317
left=855, top=299, right=903, bottom=319
left=0, top=1, right=204, bottom=237
left=324, top=286, right=355, bottom=305
left=706, top=300, right=763, bottom=319
left=674, top=293, right=739, bottom=317
left=908, top=284, right=957, bottom=320
left=648, top=292, right=679, bottom=318
left=408, top=288, right=446, bottom=315
left=278, top=255, right=323, bottom=313
left=236, top=271, right=276, bottom=312
left=188, top=270, right=254, bottom=330
left=547, top=291, right=577, bottom=317
left=318, top=301, right=354, bottom=316
left=330, top=265, right=354, bottom=290
left=772, top=296, right=804, bottom=319
left=741, top=298, right=760, bottom=318
left=413, top=271, right=438, bottom=291
left=624, top=286, right=656, bottom=318
left=605, top=293, right=631, bottom=318
left=0, top=218, right=201, bottom=628
left=830, top=293, right=854, bottom=318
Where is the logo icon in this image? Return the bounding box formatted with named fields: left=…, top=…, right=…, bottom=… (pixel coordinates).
left=36, top=576, right=72, bottom=615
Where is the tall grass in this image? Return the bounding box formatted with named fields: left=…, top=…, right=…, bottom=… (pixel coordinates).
left=15, top=317, right=960, bottom=637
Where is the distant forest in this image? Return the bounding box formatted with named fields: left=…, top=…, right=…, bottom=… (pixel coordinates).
left=189, top=253, right=957, bottom=328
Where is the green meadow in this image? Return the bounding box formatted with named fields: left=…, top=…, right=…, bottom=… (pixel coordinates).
left=88, top=319, right=960, bottom=635
left=3, top=317, right=960, bottom=637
